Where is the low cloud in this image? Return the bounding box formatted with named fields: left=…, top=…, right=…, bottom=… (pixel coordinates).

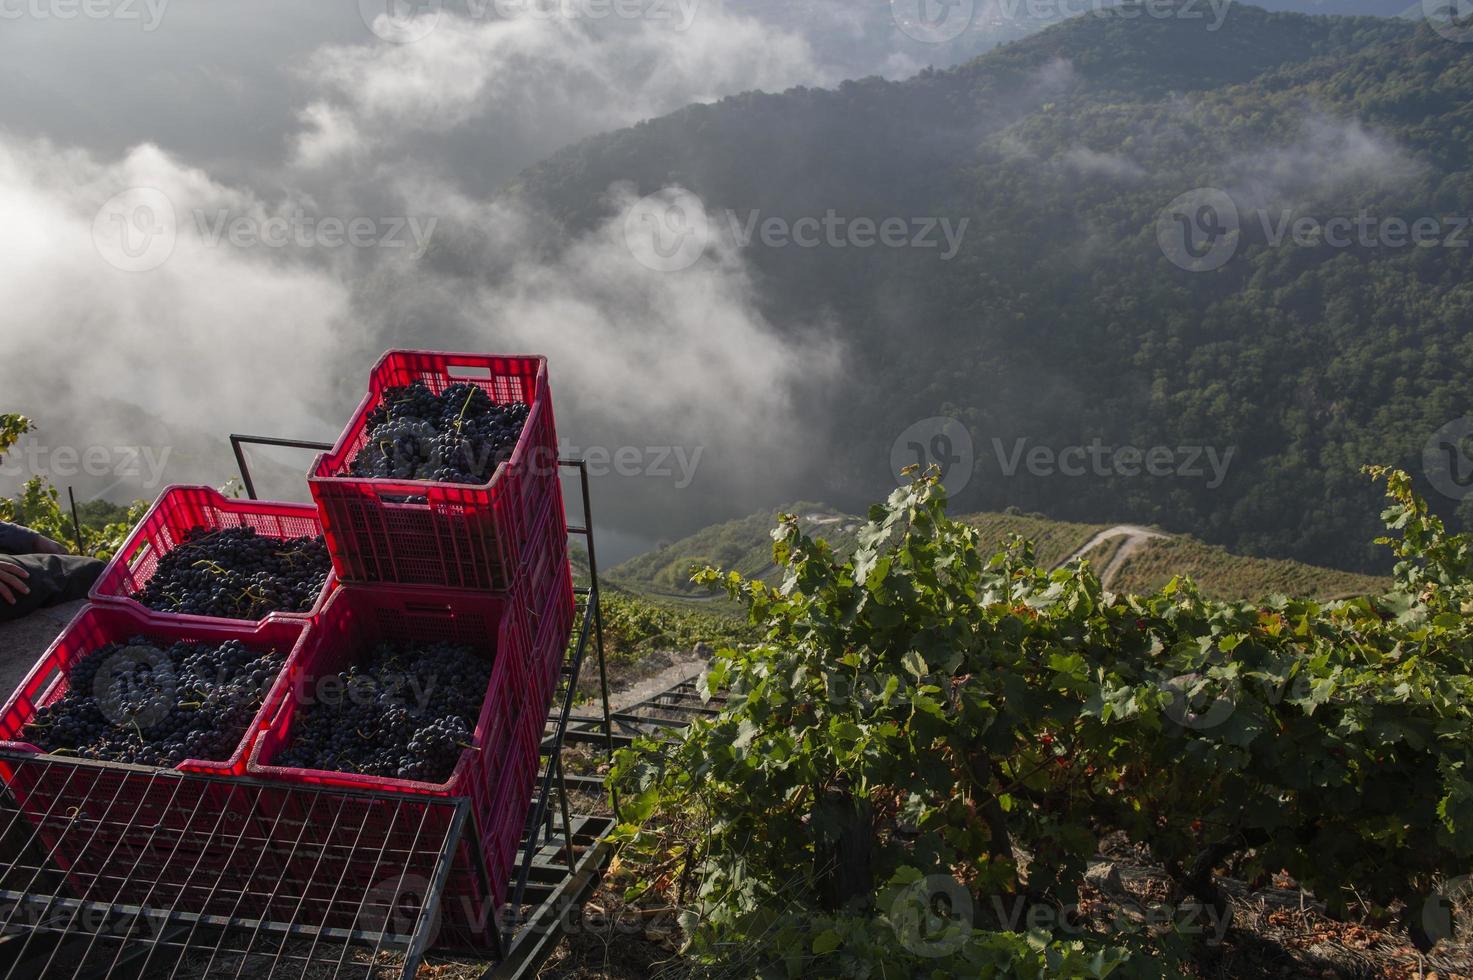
left=1225, top=116, right=1424, bottom=211
left=0, top=129, right=844, bottom=527
left=0, top=137, right=354, bottom=482
left=1061, top=146, right=1145, bottom=180
left=293, top=7, right=832, bottom=177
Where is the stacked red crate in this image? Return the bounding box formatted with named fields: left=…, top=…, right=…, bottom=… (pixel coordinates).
left=245, top=585, right=538, bottom=928
left=307, top=350, right=560, bottom=593
left=0, top=604, right=309, bottom=776
left=89, top=485, right=337, bottom=627
left=287, top=349, right=575, bottom=926
left=0, top=349, right=576, bottom=950
left=0, top=605, right=311, bottom=913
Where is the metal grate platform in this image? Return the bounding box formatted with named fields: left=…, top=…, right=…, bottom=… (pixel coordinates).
left=0, top=759, right=472, bottom=979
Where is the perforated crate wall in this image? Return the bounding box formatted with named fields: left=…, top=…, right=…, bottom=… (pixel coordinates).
left=90, top=485, right=336, bottom=627
left=309, top=351, right=563, bottom=592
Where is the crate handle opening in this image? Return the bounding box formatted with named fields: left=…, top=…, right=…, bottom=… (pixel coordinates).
left=402, top=601, right=455, bottom=616
left=124, top=540, right=152, bottom=572
left=446, top=363, right=494, bottom=380
left=376, top=489, right=430, bottom=506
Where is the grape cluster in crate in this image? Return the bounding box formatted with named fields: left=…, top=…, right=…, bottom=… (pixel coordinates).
left=349, top=380, right=531, bottom=485
left=272, top=640, right=493, bottom=783
left=24, top=637, right=286, bottom=768
left=134, top=525, right=331, bottom=620
left=0, top=350, right=576, bottom=941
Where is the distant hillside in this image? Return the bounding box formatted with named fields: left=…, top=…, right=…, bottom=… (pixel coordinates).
left=724, top=1, right=1421, bottom=83
left=607, top=502, right=854, bottom=598
left=607, top=505, right=1389, bottom=601
left=514, top=3, right=1473, bottom=575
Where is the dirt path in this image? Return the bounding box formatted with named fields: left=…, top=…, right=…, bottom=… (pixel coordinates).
left=0, top=599, right=87, bottom=697
left=1057, top=525, right=1169, bottom=587
left=607, top=650, right=709, bottom=711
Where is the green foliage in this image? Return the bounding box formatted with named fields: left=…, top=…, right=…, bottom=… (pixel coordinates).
left=1368, top=465, right=1473, bottom=598
left=611, top=505, right=1387, bottom=605
left=0, top=477, right=147, bottom=560
left=609, top=504, right=850, bottom=597
left=598, top=589, right=754, bottom=665
left=612, top=471, right=1473, bottom=976
left=0, top=414, right=147, bottom=559
left=0, top=415, right=32, bottom=461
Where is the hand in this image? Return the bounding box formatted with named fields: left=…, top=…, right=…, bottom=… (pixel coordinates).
left=0, top=561, right=30, bottom=605
left=30, top=534, right=69, bottom=556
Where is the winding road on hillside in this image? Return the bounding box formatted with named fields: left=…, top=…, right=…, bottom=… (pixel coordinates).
left=1057, top=525, right=1169, bottom=586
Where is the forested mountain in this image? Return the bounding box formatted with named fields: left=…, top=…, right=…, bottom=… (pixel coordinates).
left=512, top=3, right=1473, bottom=574
left=719, top=1, right=1422, bottom=81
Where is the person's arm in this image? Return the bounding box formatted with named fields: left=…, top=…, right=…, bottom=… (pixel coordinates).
left=0, top=559, right=29, bottom=605
left=0, top=522, right=67, bottom=555
left=0, top=522, right=36, bottom=555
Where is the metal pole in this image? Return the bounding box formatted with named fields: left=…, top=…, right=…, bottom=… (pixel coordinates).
left=229, top=434, right=335, bottom=501
left=575, top=461, right=615, bottom=763
left=66, top=486, right=84, bottom=556
left=229, top=435, right=257, bottom=500
left=555, top=756, right=576, bottom=873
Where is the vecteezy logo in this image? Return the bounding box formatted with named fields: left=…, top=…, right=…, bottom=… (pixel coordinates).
left=1422, top=0, right=1473, bottom=43
left=1422, top=875, right=1473, bottom=947
left=891, top=0, right=975, bottom=43
left=93, top=645, right=177, bottom=731
left=622, top=188, right=709, bottom=272
left=1157, top=188, right=1240, bottom=272
left=359, top=0, right=442, bottom=43
left=92, top=188, right=177, bottom=273
left=356, top=874, right=442, bottom=950
left=891, top=874, right=972, bottom=958
left=891, top=417, right=975, bottom=495
left=1425, top=417, right=1473, bottom=501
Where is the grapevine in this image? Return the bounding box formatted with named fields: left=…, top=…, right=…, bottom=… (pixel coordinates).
left=611, top=469, right=1473, bottom=977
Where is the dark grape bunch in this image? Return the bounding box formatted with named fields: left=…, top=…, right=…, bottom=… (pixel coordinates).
left=135, top=525, right=330, bottom=620
left=24, top=637, right=287, bottom=768
left=347, top=381, right=530, bottom=485
left=276, top=642, right=493, bottom=783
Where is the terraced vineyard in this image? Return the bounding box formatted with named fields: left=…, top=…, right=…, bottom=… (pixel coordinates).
left=609, top=505, right=1389, bottom=603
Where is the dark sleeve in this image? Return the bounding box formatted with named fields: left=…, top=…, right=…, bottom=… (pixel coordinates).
left=0, top=522, right=37, bottom=555
left=0, top=554, right=104, bottom=622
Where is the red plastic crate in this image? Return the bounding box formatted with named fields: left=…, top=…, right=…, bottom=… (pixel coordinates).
left=90, top=485, right=337, bottom=627
left=309, top=350, right=563, bottom=591
left=237, top=780, right=503, bottom=948
left=0, top=603, right=308, bottom=776
left=520, top=496, right=571, bottom=624
left=247, top=584, right=545, bottom=925
left=248, top=586, right=535, bottom=795
left=530, top=551, right=577, bottom=709
left=0, top=606, right=307, bottom=922
left=481, top=705, right=544, bottom=908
